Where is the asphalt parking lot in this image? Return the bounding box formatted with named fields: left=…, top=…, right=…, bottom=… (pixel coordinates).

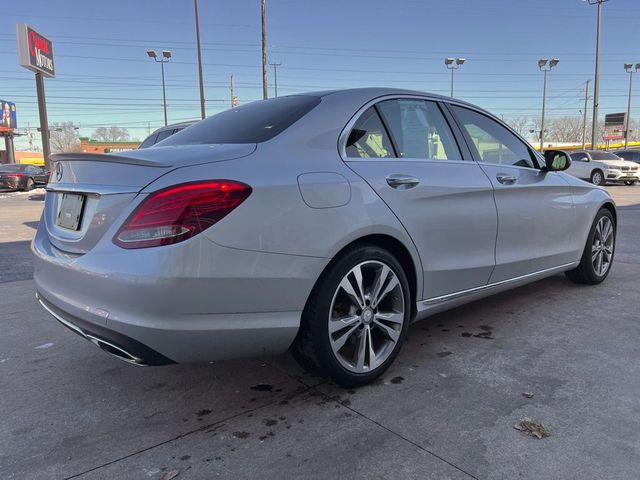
left=1, top=186, right=639, bottom=480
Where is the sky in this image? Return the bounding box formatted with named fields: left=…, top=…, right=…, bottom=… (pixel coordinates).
left=2, top=0, right=640, bottom=150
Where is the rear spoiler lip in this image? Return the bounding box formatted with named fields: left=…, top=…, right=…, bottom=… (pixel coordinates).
left=50, top=153, right=173, bottom=168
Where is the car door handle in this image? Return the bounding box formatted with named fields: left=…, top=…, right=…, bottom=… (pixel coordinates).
left=386, top=174, right=420, bottom=189
left=496, top=173, right=517, bottom=185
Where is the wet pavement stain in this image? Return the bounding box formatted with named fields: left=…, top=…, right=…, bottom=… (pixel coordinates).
left=250, top=384, right=274, bottom=392
left=461, top=332, right=473, bottom=337
left=436, top=351, right=453, bottom=357
left=232, top=431, right=250, bottom=439
left=196, top=409, right=212, bottom=417
left=180, top=455, right=191, bottom=461
left=390, top=376, right=404, bottom=384
left=263, top=418, right=277, bottom=426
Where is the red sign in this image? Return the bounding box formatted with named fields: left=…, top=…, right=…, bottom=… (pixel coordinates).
left=17, top=24, right=55, bottom=78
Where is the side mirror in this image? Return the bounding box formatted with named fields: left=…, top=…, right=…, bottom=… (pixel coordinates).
left=543, top=150, right=572, bottom=172
left=581, top=157, right=589, bottom=162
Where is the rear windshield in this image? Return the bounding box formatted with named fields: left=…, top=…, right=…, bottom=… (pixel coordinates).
left=0, top=164, right=23, bottom=172
left=590, top=151, right=621, bottom=160
left=158, top=95, right=321, bottom=146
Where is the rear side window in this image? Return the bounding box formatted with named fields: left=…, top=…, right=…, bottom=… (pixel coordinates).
left=345, top=107, right=394, bottom=158
left=154, top=129, right=175, bottom=144
left=159, top=95, right=321, bottom=146
left=377, top=99, right=461, bottom=160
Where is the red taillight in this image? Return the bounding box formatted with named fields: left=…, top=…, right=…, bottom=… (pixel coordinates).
left=113, top=180, right=252, bottom=249
left=7, top=173, right=25, bottom=179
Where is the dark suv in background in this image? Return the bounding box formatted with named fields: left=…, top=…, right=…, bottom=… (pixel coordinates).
left=138, top=121, right=197, bottom=149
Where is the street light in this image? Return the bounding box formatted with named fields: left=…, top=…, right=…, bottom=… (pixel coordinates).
left=445, top=57, right=465, bottom=97
left=586, top=0, right=608, bottom=150
left=624, top=63, right=640, bottom=149
left=538, top=58, right=559, bottom=152
left=147, top=49, right=172, bottom=126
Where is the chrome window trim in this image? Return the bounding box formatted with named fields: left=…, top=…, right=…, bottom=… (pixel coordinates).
left=338, top=94, right=470, bottom=164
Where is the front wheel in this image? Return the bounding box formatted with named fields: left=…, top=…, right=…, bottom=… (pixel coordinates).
left=590, top=169, right=605, bottom=186
left=565, top=208, right=615, bottom=285
left=291, top=245, right=411, bottom=387
left=624, top=180, right=637, bottom=186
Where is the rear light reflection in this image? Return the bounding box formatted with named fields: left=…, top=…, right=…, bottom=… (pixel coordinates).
left=113, top=180, right=252, bottom=249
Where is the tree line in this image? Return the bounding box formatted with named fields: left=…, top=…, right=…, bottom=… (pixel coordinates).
left=49, top=122, right=133, bottom=153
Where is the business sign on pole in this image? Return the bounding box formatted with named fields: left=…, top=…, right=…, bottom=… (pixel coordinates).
left=603, top=112, right=626, bottom=141
left=16, top=24, right=55, bottom=78
left=0, top=99, right=17, bottom=132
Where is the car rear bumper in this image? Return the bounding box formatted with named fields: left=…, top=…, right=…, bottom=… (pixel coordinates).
left=32, top=225, right=329, bottom=364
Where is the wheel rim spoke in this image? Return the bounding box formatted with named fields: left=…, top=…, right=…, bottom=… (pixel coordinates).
left=328, top=260, right=405, bottom=374
left=339, top=277, right=365, bottom=309
left=329, top=315, right=360, bottom=334
left=373, top=317, right=400, bottom=343
left=331, top=322, right=360, bottom=351
left=372, top=275, right=399, bottom=308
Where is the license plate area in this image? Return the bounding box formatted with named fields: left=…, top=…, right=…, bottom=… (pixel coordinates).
left=56, top=193, right=86, bottom=231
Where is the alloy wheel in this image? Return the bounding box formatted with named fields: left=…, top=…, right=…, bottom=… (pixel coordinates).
left=328, top=261, right=405, bottom=373
left=592, top=216, right=614, bottom=276
left=592, top=171, right=603, bottom=185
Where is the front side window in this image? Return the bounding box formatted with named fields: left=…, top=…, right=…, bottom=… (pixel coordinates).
left=345, top=107, right=394, bottom=158
left=451, top=106, right=538, bottom=169
left=377, top=99, right=461, bottom=160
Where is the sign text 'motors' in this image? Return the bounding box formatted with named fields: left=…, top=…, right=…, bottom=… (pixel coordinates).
left=16, top=24, right=55, bottom=78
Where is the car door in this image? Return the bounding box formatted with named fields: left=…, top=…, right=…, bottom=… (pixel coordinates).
left=448, top=104, right=576, bottom=282
left=30, top=166, right=46, bottom=184
left=343, top=97, right=498, bottom=300
left=568, top=151, right=590, bottom=179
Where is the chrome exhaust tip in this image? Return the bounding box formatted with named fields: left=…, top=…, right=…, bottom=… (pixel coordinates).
left=85, top=335, right=146, bottom=366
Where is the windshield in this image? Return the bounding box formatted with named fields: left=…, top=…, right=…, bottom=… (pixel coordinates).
left=590, top=151, right=621, bottom=161
left=0, top=164, right=23, bottom=173
left=158, top=95, right=321, bottom=146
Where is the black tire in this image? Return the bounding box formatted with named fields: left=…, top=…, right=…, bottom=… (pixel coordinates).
left=565, top=208, right=615, bottom=285
left=590, top=169, right=605, bottom=186
left=22, top=178, right=34, bottom=192
left=624, top=180, right=637, bottom=186
left=291, top=244, right=411, bottom=388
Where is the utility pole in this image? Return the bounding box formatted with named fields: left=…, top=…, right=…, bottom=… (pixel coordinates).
left=194, top=0, right=206, bottom=119
left=261, top=0, right=268, bottom=99
left=624, top=63, right=639, bottom=149
left=538, top=58, right=559, bottom=152
left=269, top=62, right=282, bottom=97
left=582, top=79, right=590, bottom=149
left=230, top=75, right=235, bottom=108
left=588, top=0, right=608, bottom=150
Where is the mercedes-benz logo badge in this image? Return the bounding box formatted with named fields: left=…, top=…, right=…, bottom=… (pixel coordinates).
left=55, top=162, right=63, bottom=181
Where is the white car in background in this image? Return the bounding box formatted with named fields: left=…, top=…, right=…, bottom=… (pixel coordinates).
left=568, top=150, right=640, bottom=186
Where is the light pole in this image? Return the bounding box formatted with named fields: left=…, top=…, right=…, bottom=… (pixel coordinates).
left=194, top=0, right=206, bottom=119
left=444, top=57, right=465, bottom=97
left=587, top=0, right=608, bottom=150
left=147, top=49, right=171, bottom=126
left=538, top=58, right=559, bottom=152
left=624, top=63, right=639, bottom=149
left=269, top=62, right=282, bottom=97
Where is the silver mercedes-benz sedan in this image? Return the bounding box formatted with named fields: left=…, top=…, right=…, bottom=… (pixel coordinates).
left=33, top=88, right=616, bottom=387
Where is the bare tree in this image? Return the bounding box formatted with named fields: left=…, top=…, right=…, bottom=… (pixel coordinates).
left=92, top=126, right=130, bottom=142
left=50, top=122, right=80, bottom=153
left=505, top=116, right=531, bottom=137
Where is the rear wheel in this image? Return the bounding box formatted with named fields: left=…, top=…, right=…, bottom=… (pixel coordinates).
left=624, top=180, right=637, bottom=186
left=565, top=208, right=615, bottom=285
left=291, top=245, right=411, bottom=387
left=590, top=169, right=605, bottom=186
left=22, top=178, right=35, bottom=192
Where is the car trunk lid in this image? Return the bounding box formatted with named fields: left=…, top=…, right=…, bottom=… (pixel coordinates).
left=44, top=144, right=256, bottom=254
